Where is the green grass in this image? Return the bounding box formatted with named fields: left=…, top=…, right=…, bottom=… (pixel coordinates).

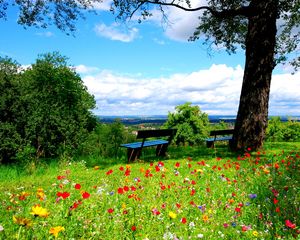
left=0, top=143, right=299, bottom=239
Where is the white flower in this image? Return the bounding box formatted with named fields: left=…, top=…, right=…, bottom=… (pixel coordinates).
left=0, top=225, right=4, bottom=231
left=197, top=233, right=204, bottom=238
left=189, top=222, right=195, bottom=228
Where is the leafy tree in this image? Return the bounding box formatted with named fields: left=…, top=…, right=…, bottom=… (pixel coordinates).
left=108, top=0, right=299, bottom=151
left=0, top=52, right=96, bottom=162
left=1, top=1, right=299, bottom=151
left=266, top=117, right=300, bottom=142
left=164, top=102, right=209, bottom=146
left=21, top=52, right=96, bottom=157
left=0, top=57, right=24, bottom=163
left=0, top=1, right=102, bottom=34
left=79, top=119, right=133, bottom=158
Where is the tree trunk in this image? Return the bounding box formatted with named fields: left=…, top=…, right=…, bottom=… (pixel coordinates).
left=231, top=0, right=278, bottom=151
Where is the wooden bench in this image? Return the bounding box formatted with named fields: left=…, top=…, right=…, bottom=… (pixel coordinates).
left=120, top=129, right=177, bottom=162
left=206, top=129, right=234, bottom=148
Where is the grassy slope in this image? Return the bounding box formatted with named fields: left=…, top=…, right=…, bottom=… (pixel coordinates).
left=0, top=142, right=299, bottom=239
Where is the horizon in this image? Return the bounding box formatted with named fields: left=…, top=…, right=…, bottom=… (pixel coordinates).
left=1, top=1, right=299, bottom=116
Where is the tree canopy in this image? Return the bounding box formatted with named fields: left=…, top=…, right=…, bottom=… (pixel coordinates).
left=0, top=52, right=96, bottom=163
left=164, top=102, right=209, bottom=146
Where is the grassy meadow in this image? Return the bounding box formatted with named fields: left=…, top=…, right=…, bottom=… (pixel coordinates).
left=0, top=142, right=299, bottom=239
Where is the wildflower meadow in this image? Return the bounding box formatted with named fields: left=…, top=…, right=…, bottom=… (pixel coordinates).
left=0, top=145, right=299, bottom=239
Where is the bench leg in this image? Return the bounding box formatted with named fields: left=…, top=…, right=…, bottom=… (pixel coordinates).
left=206, top=141, right=214, bottom=148
left=156, top=144, right=168, bottom=157
left=127, top=148, right=141, bottom=163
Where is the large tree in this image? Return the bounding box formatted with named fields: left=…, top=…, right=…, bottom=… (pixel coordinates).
left=0, top=53, right=96, bottom=162
left=1, top=0, right=299, bottom=151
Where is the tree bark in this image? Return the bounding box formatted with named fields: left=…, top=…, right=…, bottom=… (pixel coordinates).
left=231, top=0, right=278, bottom=151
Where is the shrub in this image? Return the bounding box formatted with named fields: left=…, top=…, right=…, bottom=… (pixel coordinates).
left=164, top=102, right=209, bottom=146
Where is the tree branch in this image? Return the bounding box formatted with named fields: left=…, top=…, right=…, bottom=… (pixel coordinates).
left=130, top=1, right=254, bottom=19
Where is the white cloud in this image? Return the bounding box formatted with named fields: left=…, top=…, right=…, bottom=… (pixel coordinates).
left=94, top=23, right=139, bottom=42
left=75, top=64, right=100, bottom=74
left=92, top=0, right=113, bottom=11
left=81, top=64, right=300, bottom=116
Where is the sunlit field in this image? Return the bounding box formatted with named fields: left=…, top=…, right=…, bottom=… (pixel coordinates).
left=0, top=143, right=299, bottom=239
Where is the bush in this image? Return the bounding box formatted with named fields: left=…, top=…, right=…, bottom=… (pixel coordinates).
left=266, top=117, right=300, bottom=142
left=79, top=120, right=135, bottom=158
left=164, top=102, right=210, bottom=146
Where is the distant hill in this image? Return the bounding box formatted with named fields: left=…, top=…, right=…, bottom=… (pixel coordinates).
left=97, top=115, right=300, bottom=125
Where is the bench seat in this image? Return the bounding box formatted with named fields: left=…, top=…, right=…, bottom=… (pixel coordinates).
left=120, top=129, right=176, bottom=162
left=206, top=136, right=233, bottom=142
left=120, top=139, right=168, bottom=149
left=206, top=129, right=234, bottom=148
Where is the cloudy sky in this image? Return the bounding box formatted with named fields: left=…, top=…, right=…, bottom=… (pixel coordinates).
left=1, top=0, right=299, bottom=116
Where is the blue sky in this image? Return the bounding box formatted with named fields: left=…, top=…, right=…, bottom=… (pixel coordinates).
left=1, top=1, right=299, bottom=116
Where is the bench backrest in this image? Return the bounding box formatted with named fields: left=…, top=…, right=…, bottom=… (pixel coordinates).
left=210, top=129, right=234, bottom=136
left=137, top=129, right=177, bottom=140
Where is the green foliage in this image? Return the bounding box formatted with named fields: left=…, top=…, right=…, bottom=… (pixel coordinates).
left=0, top=52, right=96, bottom=163
left=0, top=1, right=97, bottom=34
left=164, top=102, right=209, bottom=146
left=266, top=117, right=300, bottom=142
left=79, top=120, right=135, bottom=158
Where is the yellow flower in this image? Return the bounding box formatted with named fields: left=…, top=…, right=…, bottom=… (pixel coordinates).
left=168, top=211, right=177, bottom=219
left=94, top=166, right=100, bottom=170
left=228, top=199, right=235, bottom=204
left=30, top=205, right=49, bottom=218
left=13, top=216, right=32, bottom=227
left=197, top=169, right=203, bottom=174
left=263, top=168, right=270, bottom=174
left=49, top=226, right=65, bottom=238
left=202, top=215, right=209, bottom=222
left=252, top=231, right=259, bottom=237
left=36, top=188, right=46, bottom=200
left=122, top=203, right=127, bottom=209
left=126, top=164, right=131, bottom=169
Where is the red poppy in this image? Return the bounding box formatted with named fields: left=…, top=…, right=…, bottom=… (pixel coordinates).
left=176, top=203, right=181, bottom=209
left=131, top=226, right=137, bottom=231
left=75, top=184, right=81, bottom=190
left=175, top=162, right=180, bottom=168
left=123, top=186, right=129, bottom=192
left=57, top=175, right=66, bottom=180
left=285, top=220, right=296, bottom=229
left=118, top=188, right=124, bottom=194
left=181, top=217, right=187, bottom=224
left=190, top=189, right=196, bottom=196
left=130, top=186, right=136, bottom=191
left=273, top=198, right=279, bottom=204
left=57, top=192, right=70, bottom=199
left=235, top=207, right=241, bottom=213
left=276, top=207, right=280, bottom=213
left=107, top=208, right=114, bottom=214
left=119, top=166, right=124, bottom=171
left=191, top=180, right=196, bottom=185
left=82, top=192, right=90, bottom=199
left=106, top=169, right=113, bottom=175
left=124, top=169, right=131, bottom=176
